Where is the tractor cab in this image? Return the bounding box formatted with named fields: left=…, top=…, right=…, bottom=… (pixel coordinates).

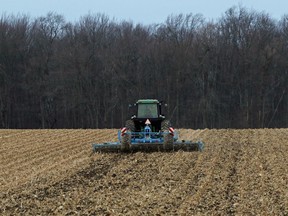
left=130, top=99, right=165, bottom=132
left=137, top=102, right=158, bottom=118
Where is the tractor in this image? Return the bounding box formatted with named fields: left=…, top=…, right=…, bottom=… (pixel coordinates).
left=121, top=99, right=174, bottom=151
left=92, top=99, right=204, bottom=152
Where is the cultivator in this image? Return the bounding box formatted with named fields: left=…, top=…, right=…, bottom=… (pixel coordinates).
left=92, top=99, right=204, bottom=153
left=92, top=124, right=204, bottom=152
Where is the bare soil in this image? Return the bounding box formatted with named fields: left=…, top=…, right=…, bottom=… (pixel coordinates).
left=0, top=129, right=287, bottom=215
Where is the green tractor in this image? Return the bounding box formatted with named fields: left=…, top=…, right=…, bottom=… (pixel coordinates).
left=92, top=99, right=204, bottom=152
left=121, top=99, right=174, bottom=151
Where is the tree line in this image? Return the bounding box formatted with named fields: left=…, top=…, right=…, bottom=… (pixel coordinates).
left=0, top=6, right=287, bottom=129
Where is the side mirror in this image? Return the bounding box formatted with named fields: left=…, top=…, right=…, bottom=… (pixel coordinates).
left=129, top=103, right=136, bottom=108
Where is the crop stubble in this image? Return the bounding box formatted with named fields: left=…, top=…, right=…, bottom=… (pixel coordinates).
left=0, top=128, right=287, bottom=215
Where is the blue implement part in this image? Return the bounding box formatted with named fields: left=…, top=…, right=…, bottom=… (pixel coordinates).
left=92, top=129, right=204, bottom=152
left=173, top=140, right=204, bottom=152
left=124, top=131, right=177, bottom=143
left=92, top=142, right=121, bottom=152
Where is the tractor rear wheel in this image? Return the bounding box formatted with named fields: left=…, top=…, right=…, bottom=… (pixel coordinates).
left=125, top=119, right=135, bottom=132
left=121, top=132, right=131, bottom=151
left=161, top=120, right=173, bottom=150
left=121, top=120, right=135, bottom=151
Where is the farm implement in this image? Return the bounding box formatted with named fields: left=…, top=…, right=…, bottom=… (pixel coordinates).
left=92, top=99, right=204, bottom=152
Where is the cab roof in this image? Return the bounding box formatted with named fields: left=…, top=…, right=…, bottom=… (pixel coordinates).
left=136, top=99, right=159, bottom=104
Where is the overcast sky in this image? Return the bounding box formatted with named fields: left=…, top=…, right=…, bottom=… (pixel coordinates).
left=1, top=0, right=288, bottom=24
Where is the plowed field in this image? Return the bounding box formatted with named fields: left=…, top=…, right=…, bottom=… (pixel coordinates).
left=0, top=129, right=288, bottom=215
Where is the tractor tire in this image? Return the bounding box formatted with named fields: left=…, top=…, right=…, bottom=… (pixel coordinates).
left=125, top=120, right=135, bottom=132
left=121, top=120, right=135, bottom=151
left=161, top=120, right=173, bottom=150
left=121, top=132, right=131, bottom=151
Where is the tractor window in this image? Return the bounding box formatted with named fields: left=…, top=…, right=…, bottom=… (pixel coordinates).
left=137, top=104, right=158, bottom=118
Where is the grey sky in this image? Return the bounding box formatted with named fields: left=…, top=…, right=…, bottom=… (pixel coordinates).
left=1, top=0, right=288, bottom=24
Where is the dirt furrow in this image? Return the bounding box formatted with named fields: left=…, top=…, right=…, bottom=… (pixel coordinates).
left=1, top=129, right=288, bottom=215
